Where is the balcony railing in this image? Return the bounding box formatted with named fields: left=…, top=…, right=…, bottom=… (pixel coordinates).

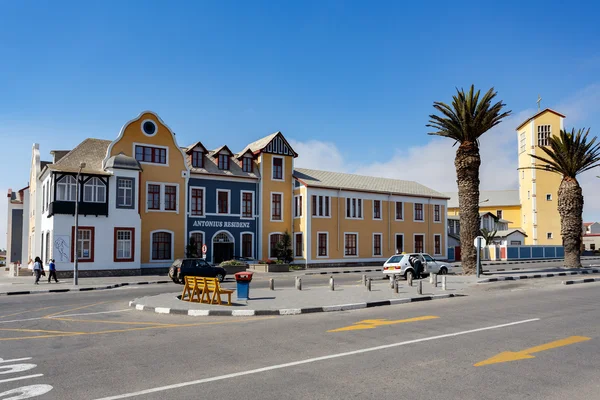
left=49, top=201, right=108, bottom=217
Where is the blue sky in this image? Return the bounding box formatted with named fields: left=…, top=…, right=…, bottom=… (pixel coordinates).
left=1, top=0, right=600, bottom=247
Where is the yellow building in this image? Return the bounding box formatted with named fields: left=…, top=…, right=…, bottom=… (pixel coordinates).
left=445, top=108, right=566, bottom=246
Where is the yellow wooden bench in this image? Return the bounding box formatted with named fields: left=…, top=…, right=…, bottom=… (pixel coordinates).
left=204, top=277, right=234, bottom=306
left=181, top=276, right=208, bottom=303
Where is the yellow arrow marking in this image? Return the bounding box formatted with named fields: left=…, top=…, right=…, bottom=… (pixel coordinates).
left=327, top=315, right=439, bottom=332
left=475, top=336, right=591, bottom=367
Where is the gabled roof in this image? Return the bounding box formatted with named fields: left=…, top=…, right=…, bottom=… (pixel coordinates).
left=494, top=229, right=527, bottom=238
left=445, top=190, right=520, bottom=208
left=516, top=108, right=566, bottom=131
left=50, top=150, right=70, bottom=163
left=48, top=138, right=112, bottom=175
left=235, top=149, right=255, bottom=160
left=209, top=145, right=234, bottom=157
left=294, top=168, right=449, bottom=199
left=240, top=131, right=298, bottom=158
left=105, top=153, right=142, bottom=171
left=187, top=151, right=260, bottom=180
left=185, top=141, right=208, bottom=154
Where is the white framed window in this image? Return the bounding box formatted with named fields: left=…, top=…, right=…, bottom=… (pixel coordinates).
left=115, top=228, right=134, bottom=261
left=57, top=175, right=77, bottom=202
left=519, top=132, right=526, bottom=153
left=72, top=227, right=94, bottom=261
left=241, top=232, right=254, bottom=258
left=433, top=234, right=442, bottom=256
left=373, top=233, right=383, bottom=257
left=345, top=197, right=363, bottom=219
left=134, top=143, right=168, bottom=166
left=434, top=204, right=441, bottom=223
left=414, top=203, right=424, bottom=222
left=272, top=156, right=284, bottom=181
left=116, top=178, right=135, bottom=208
left=190, top=187, right=205, bottom=217
left=344, top=233, right=358, bottom=257
left=83, top=177, right=106, bottom=203
left=537, top=125, right=551, bottom=147
left=373, top=200, right=382, bottom=220
left=146, top=182, right=179, bottom=213
left=317, top=232, right=329, bottom=258
left=271, top=192, right=283, bottom=221
left=294, top=232, right=303, bottom=258
left=395, top=233, right=404, bottom=254
left=414, top=234, right=425, bottom=253
left=294, top=195, right=303, bottom=218
left=241, top=191, right=254, bottom=219
left=311, top=195, right=330, bottom=218
left=189, top=231, right=205, bottom=257
left=497, top=210, right=503, bottom=219
left=547, top=232, right=553, bottom=239
left=217, top=189, right=231, bottom=215
left=546, top=194, right=552, bottom=201
left=269, top=232, right=283, bottom=259
left=395, top=202, right=404, bottom=221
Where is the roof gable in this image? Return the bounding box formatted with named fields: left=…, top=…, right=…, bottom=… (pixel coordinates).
left=210, top=145, right=234, bottom=157
left=241, top=131, right=298, bottom=158
left=50, top=138, right=112, bottom=174
left=235, top=149, right=255, bottom=160
left=516, top=108, right=566, bottom=131
left=185, top=141, right=208, bottom=154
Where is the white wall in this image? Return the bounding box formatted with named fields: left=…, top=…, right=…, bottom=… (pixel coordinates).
left=21, top=188, right=29, bottom=265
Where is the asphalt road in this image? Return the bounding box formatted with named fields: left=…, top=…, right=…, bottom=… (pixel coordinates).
left=0, top=273, right=598, bottom=399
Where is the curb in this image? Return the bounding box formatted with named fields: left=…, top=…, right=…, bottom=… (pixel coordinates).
left=305, top=269, right=383, bottom=276
left=477, top=269, right=600, bottom=283
left=563, top=278, right=600, bottom=285
left=128, top=293, right=464, bottom=317
left=0, top=280, right=172, bottom=296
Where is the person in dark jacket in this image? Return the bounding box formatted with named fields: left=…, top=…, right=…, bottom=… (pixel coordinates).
left=409, top=255, right=422, bottom=279
left=47, top=259, right=59, bottom=283
left=33, top=257, right=44, bottom=285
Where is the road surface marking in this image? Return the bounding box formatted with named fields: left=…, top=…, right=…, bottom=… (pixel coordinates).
left=0, top=373, right=43, bottom=384
left=49, top=317, right=173, bottom=326
left=474, top=336, right=592, bottom=366
left=328, top=316, right=439, bottom=332
left=43, top=301, right=114, bottom=318
left=47, top=309, right=132, bottom=318
left=0, top=384, right=53, bottom=398
left=93, top=318, right=540, bottom=400
left=0, top=358, right=32, bottom=364
left=0, top=328, right=87, bottom=334
left=0, top=309, right=134, bottom=325
left=0, top=306, right=58, bottom=319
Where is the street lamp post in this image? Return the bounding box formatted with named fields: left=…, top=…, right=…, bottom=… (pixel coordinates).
left=73, top=162, right=86, bottom=286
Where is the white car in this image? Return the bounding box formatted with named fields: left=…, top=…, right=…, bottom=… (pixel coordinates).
left=383, top=253, right=451, bottom=280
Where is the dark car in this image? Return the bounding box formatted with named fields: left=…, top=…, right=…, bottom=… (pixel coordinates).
left=169, top=258, right=227, bottom=284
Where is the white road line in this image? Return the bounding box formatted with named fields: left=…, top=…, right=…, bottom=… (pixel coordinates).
left=0, top=373, right=43, bottom=384
left=0, top=357, right=32, bottom=363
left=0, top=309, right=133, bottom=324
left=94, top=318, right=540, bottom=400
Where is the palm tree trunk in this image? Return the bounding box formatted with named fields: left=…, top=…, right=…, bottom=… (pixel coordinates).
left=456, top=141, right=481, bottom=275
left=558, top=177, right=583, bottom=268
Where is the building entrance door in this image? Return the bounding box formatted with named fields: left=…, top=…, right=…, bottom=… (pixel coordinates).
left=213, top=232, right=234, bottom=264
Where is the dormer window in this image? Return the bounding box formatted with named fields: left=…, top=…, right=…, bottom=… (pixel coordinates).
left=218, top=154, right=229, bottom=170
left=192, top=151, right=203, bottom=168
left=242, top=157, right=253, bottom=173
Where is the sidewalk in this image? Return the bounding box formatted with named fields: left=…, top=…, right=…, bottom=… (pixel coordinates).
left=130, top=276, right=475, bottom=317
left=0, top=274, right=171, bottom=295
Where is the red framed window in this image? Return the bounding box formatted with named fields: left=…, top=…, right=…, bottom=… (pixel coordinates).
left=434, top=205, right=440, bottom=222
left=135, top=145, right=166, bottom=164
left=414, top=234, right=424, bottom=253
left=71, top=226, right=95, bottom=263
left=373, top=234, right=382, bottom=256
left=396, top=202, right=403, bottom=220
left=295, top=233, right=303, bottom=257
left=414, top=203, right=424, bottom=221
left=152, top=231, right=172, bottom=260
left=218, top=191, right=229, bottom=214
left=270, top=234, right=282, bottom=258
left=242, top=157, right=253, bottom=173
left=192, top=151, right=203, bottom=168
left=272, top=193, right=282, bottom=220
left=218, top=154, right=229, bottom=170
left=242, top=192, right=253, bottom=218
left=242, top=233, right=253, bottom=258
left=190, top=188, right=204, bottom=216
left=272, top=157, right=283, bottom=180
left=345, top=234, right=357, bottom=256
left=434, top=235, right=441, bottom=255
left=373, top=200, right=381, bottom=219
left=114, top=228, right=134, bottom=262
left=164, top=185, right=177, bottom=211
left=318, top=233, right=328, bottom=257
left=147, top=184, right=160, bottom=210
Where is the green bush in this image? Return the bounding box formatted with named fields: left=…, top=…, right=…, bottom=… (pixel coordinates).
left=220, top=260, right=244, bottom=267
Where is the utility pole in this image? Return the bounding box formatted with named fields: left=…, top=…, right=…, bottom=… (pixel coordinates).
left=73, top=162, right=86, bottom=286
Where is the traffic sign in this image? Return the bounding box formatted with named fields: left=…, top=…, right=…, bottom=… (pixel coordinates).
left=474, top=236, right=486, bottom=248
left=202, top=244, right=208, bottom=254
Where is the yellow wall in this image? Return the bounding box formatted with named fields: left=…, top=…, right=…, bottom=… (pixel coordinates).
left=310, top=195, right=446, bottom=260
left=447, top=205, right=522, bottom=228
left=259, top=152, right=294, bottom=259
left=108, top=112, right=187, bottom=263
left=292, top=185, right=307, bottom=261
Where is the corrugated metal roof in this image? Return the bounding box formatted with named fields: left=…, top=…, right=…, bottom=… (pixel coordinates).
left=444, top=190, right=520, bottom=208
left=294, top=168, right=449, bottom=199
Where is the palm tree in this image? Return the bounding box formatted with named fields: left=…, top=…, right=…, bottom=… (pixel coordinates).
left=427, top=86, right=511, bottom=274
left=527, top=128, right=600, bottom=268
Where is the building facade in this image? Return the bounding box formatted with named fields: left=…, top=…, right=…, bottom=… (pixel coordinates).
left=6, top=187, right=28, bottom=265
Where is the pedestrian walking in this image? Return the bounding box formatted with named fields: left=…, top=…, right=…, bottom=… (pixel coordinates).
left=33, top=257, right=44, bottom=285
left=48, top=259, right=59, bottom=283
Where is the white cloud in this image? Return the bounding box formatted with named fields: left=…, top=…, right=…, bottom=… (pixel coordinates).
left=293, top=85, right=600, bottom=222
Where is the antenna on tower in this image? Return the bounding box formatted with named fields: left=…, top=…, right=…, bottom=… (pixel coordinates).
left=537, top=95, right=542, bottom=111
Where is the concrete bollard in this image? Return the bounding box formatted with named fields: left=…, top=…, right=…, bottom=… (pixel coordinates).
left=429, top=274, right=434, bottom=284
left=433, top=273, right=438, bottom=288
left=393, top=280, right=399, bottom=294
left=329, top=276, right=335, bottom=291
left=417, top=280, right=423, bottom=295
left=296, top=277, right=302, bottom=291
left=367, top=278, right=372, bottom=291
left=407, top=274, right=413, bottom=287
left=269, top=278, right=274, bottom=291
left=442, top=275, right=447, bottom=291
left=362, top=274, right=367, bottom=286
left=389, top=275, right=394, bottom=288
